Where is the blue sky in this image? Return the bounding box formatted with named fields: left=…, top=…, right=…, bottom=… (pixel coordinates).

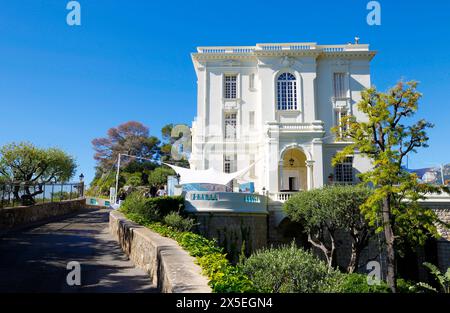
left=0, top=0, right=449, bottom=184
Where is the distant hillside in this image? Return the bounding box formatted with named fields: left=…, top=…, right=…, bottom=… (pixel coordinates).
left=407, top=163, right=450, bottom=185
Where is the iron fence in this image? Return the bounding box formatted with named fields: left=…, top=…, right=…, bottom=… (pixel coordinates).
left=0, top=182, right=84, bottom=209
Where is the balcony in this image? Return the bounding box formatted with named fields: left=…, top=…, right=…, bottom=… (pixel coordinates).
left=267, top=121, right=324, bottom=134
left=269, top=191, right=299, bottom=203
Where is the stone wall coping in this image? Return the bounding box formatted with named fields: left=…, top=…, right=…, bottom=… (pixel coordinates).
left=110, top=210, right=211, bottom=293
left=0, top=198, right=85, bottom=233
left=0, top=197, right=85, bottom=211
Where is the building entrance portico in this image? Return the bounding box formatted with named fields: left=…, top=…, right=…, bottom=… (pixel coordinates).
left=280, top=148, right=307, bottom=191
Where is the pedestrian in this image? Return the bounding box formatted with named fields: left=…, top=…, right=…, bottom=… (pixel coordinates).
left=156, top=185, right=166, bottom=197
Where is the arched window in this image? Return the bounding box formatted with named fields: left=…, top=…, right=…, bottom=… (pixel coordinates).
left=277, top=73, right=297, bottom=110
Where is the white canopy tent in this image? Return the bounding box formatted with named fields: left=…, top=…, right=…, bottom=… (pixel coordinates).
left=163, top=162, right=256, bottom=186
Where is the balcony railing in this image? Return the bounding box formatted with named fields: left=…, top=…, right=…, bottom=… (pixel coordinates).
left=196, top=43, right=370, bottom=54
left=267, top=121, right=325, bottom=133
left=269, top=191, right=299, bottom=202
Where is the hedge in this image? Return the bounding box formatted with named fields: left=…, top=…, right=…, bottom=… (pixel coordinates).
left=120, top=193, right=254, bottom=293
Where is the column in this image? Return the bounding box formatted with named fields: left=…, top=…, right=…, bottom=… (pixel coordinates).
left=306, top=160, right=314, bottom=190
left=265, top=122, right=280, bottom=194
left=312, top=138, right=324, bottom=188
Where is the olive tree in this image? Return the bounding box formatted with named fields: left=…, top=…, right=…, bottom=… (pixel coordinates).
left=284, top=185, right=373, bottom=272
left=0, top=142, right=76, bottom=202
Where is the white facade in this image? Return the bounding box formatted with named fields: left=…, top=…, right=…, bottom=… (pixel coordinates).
left=190, top=42, right=376, bottom=202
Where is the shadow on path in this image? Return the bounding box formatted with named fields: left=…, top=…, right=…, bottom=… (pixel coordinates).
left=0, top=208, right=157, bottom=293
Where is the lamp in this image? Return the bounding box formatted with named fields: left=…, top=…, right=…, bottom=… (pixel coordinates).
left=288, top=150, right=295, bottom=167
left=79, top=173, right=84, bottom=182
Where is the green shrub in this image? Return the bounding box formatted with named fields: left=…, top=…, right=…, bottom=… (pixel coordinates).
left=164, top=212, right=196, bottom=232
left=146, top=196, right=185, bottom=217
left=340, top=273, right=390, bottom=293
left=120, top=192, right=159, bottom=222
left=120, top=193, right=184, bottom=222
left=123, top=211, right=254, bottom=293
left=397, top=278, right=418, bottom=293
left=242, top=242, right=344, bottom=293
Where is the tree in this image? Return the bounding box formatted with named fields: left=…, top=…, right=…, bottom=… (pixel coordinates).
left=92, top=121, right=160, bottom=171
left=333, top=81, right=448, bottom=292
left=0, top=142, right=76, bottom=202
left=284, top=185, right=373, bottom=272
left=147, top=166, right=175, bottom=187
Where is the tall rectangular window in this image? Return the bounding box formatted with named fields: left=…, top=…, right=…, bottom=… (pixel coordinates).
left=224, top=154, right=236, bottom=173
left=336, top=110, right=348, bottom=138
left=333, top=73, right=346, bottom=99
left=224, top=75, right=237, bottom=99
left=249, top=111, right=255, bottom=129
left=334, top=156, right=354, bottom=183
left=224, top=112, right=237, bottom=139
left=249, top=73, right=255, bottom=89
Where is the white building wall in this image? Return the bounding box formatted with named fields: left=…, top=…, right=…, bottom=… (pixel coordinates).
left=191, top=42, right=376, bottom=195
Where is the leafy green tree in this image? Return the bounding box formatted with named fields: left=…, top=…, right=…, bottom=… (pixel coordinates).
left=0, top=142, right=76, bottom=201
left=148, top=166, right=175, bottom=187
left=123, top=172, right=142, bottom=187
left=333, top=81, right=448, bottom=292
left=284, top=185, right=373, bottom=272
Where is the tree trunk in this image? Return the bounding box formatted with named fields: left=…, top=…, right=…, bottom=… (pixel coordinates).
left=347, top=230, right=370, bottom=273
left=347, top=241, right=360, bottom=273
left=13, top=185, right=20, bottom=201
left=382, top=195, right=397, bottom=293
left=307, top=233, right=334, bottom=270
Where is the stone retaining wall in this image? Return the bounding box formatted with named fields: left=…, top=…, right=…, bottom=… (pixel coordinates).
left=194, top=212, right=268, bottom=263
left=109, top=210, right=211, bottom=293
left=0, top=198, right=85, bottom=232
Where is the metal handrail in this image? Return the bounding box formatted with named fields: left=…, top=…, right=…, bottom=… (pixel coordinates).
left=0, top=182, right=84, bottom=209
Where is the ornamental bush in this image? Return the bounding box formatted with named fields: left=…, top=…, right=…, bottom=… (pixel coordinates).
left=242, top=242, right=345, bottom=293
left=164, top=212, right=196, bottom=232
left=120, top=192, right=158, bottom=221
left=340, top=273, right=390, bottom=293
left=147, top=195, right=185, bottom=217
left=283, top=185, right=373, bottom=272
left=121, top=196, right=254, bottom=293
left=120, top=192, right=184, bottom=222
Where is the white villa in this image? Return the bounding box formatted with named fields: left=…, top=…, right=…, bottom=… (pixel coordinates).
left=189, top=41, right=375, bottom=202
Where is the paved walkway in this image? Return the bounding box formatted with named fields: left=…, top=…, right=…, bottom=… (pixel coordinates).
left=0, top=208, right=157, bottom=292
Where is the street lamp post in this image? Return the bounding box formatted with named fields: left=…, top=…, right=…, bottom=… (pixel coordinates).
left=114, top=154, right=121, bottom=204
left=79, top=173, right=85, bottom=197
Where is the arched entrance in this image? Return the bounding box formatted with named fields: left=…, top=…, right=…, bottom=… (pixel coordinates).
left=280, top=148, right=308, bottom=191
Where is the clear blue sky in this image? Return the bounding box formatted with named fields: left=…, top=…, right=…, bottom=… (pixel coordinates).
left=0, top=0, right=449, bottom=184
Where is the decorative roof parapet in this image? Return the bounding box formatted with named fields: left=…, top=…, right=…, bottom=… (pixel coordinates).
left=193, top=42, right=376, bottom=60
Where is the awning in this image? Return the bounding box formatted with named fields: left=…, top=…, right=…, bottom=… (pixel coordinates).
left=163, top=162, right=257, bottom=186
